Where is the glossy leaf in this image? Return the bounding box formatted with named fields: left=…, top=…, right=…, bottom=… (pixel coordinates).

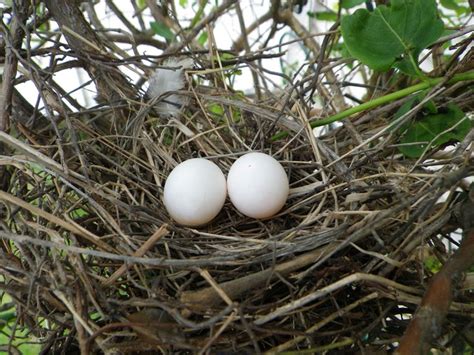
left=341, top=0, right=444, bottom=73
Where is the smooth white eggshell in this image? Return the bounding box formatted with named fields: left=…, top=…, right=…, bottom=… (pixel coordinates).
left=227, top=152, right=289, bottom=219
left=163, top=158, right=226, bottom=226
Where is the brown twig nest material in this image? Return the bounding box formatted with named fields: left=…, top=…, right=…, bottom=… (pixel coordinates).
left=0, top=1, right=473, bottom=354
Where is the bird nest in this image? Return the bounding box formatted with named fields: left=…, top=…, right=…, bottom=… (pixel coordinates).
left=1, top=2, right=474, bottom=354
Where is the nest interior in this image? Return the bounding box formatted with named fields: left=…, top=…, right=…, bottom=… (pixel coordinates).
left=1, top=1, right=474, bottom=354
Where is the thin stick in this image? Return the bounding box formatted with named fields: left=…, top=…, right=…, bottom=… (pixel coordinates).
left=198, top=311, right=237, bottom=355
left=266, top=292, right=379, bottom=354
left=254, top=272, right=422, bottom=326
left=180, top=244, right=336, bottom=309
left=103, top=225, right=168, bottom=286
left=0, top=190, right=113, bottom=252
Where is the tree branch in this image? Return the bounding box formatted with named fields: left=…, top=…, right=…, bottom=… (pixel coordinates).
left=43, top=0, right=135, bottom=128
left=397, top=184, right=474, bottom=354
left=0, top=0, right=30, bottom=134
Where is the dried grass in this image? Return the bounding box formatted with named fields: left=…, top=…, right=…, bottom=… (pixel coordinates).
left=0, top=2, right=473, bottom=354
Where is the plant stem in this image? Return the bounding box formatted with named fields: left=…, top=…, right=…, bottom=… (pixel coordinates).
left=190, top=0, right=208, bottom=28
left=313, top=71, right=474, bottom=127
left=271, top=71, right=474, bottom=141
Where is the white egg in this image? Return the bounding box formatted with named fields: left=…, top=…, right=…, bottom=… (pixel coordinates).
left=227, top=152, right=289, bottom=219
left=163, top=158, right=227, bottom=226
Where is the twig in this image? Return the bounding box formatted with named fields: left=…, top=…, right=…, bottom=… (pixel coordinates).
left=0, top=0, right=29, bottom=148
left=0, top=230, right=244, bottom=267
left=254, top=272, right=422, bottom=326
left=266, top=292, right=379, bottom=353
left=102, top=225, right=169, bottom=286
left=198, top=311, right=237, bottom=355
left=180, top=244, right=337, bottom=310
left=0, top=191, right=114, bottom=251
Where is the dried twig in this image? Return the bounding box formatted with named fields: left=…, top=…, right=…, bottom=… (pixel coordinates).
left=0, top=2, right=472, bottom=353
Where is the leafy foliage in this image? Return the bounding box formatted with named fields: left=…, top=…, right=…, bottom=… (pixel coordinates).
left=150, top=21, right=174, bottom=41
left=397, top=102, right=471, bottom=158
left=341, top=0, right=444, bottom=74
left=440, top=0, right=471, bottom=15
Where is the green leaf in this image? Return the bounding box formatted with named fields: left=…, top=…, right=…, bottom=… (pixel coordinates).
left=440, top=0, right=460, bottom=10
left=209, top=104, right=224, bottom=115
left=398, top=103, right=471, bottom=158
left=393, top=92, right=437, bottom=125
left=307, top=11, right=338, bottom=21
left=219, top=52, right=236, bottom=62
left=0, top=310, right=16, bottom=327
left=423, top=100, right=438, bottom=114
left=150, top=21, right=174, bottom=41
left=198, top=31, right=208, bottom=46
left=394, top=56, right=423, bottom=77
left=341, top=0, right=444, bottom=73
left=341, top=0, right=366, bottom=9
left=226, top=68, right=242, bottom=77
left=424, top=256, right=442, bottom=273
left=179, top=0, right=188, bottom=7
left=70, top=208, right=89, bottom=219
left=394, top=95, right=420, bottom=120
left=440, top=0, right=469, bottom=14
